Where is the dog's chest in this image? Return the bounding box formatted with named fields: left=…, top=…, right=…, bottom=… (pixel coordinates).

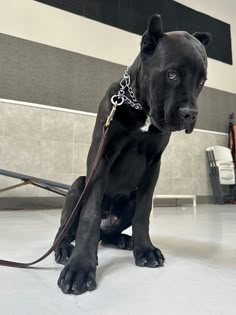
left=106, top=131, right=160, bottom=194
left=140, top=117, right=151, bottom=133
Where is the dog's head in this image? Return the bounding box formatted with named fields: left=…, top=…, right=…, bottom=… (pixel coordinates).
left=138, top=14, right=211, bottom=134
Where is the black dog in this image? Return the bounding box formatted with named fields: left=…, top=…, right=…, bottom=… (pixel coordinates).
left=55, top=14, right=210, bottom=295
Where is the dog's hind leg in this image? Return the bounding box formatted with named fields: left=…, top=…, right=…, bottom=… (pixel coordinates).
left=100, top=192, right=136, bottom=250
left=54, top=176, right=86, bottom=265
left=101, top=232, right=133, bottom=250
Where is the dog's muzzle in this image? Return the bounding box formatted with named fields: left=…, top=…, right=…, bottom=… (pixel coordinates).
left=177, top=107, right=198, bottom=134
left=150, top=105, right=198, bottom=134
left=178, top=107, right=198, bottom=124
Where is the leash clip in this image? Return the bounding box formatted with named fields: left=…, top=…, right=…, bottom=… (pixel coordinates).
left=111, top=95, right=124, bottom=106
left=105, top=95, right=124, bottom=128
left=105, top=104, right=117, bottom=128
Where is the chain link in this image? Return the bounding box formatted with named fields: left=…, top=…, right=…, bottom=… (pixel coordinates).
left=111, top=67, right=143, bottom=110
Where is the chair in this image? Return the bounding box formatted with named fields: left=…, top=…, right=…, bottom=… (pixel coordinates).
left=206, top=146, right=236, bottom=204
left=0, top=168, right=70, bottom=196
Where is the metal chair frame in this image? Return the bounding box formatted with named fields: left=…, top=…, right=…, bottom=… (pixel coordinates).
left=0, top=169, right=70, bottom=197
left=206, top=149, right=236, bottom=204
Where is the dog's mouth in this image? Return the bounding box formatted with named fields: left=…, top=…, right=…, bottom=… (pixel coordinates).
left=184, top=124, right=195, bottom=134
left=150, top=115, right=195, bottom=134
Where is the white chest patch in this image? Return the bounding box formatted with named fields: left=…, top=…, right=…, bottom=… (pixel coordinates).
left=140, top=116, right=151, bottom=133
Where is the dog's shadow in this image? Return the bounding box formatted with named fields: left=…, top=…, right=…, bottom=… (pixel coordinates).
left=156, top=236, right=236, bottom=268
left=96, top=249, right=134, bottom=282
left=28, top=236, right=235, bottom=274
left=96, top=236, right=235, bottom=281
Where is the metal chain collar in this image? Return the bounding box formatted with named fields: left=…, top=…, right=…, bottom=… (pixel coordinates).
left=111, top=67, right=143, bottom=110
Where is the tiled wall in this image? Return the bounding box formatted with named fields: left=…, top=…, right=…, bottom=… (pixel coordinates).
left=0, top=101, right=95, bottom=197
left=0, top=101, right=227, bottom=198
left=157, top=129, right=227, bottom=196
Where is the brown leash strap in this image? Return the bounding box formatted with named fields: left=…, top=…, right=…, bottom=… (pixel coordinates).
left=0, top=115, right=113, bottom=268
left=0, top=180, right=33, bottom=193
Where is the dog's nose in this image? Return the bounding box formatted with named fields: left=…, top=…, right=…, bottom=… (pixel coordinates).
left=178, top=107, right=198, bottom=123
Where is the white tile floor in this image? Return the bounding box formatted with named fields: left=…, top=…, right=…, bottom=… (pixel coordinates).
left=0, top=204, right=236, bottom=315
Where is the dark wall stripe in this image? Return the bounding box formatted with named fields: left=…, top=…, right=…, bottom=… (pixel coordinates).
left=35, top=0, right=232, bottom=65
left=174, top=3, right=232, bottom=66
left=0, top=33, right=125, bottom=114
left=0, top=33, right=234, bottom=133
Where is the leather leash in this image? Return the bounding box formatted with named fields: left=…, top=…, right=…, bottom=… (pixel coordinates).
left=0, top=105, right=117, bottom=268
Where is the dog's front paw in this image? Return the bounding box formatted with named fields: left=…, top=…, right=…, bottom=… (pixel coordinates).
left=57, top=262, right=96, bottom=295
left=134, top=247, right=165, bottom=268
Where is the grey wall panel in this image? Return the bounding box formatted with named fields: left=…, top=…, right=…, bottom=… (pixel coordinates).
left=0, top=33, right=125, bottom=113
left=0, top=33, right=235, bottom=133
left=197, top=87, right=236, bottom=133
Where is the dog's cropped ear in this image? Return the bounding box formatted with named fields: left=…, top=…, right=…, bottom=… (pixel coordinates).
left=192, top=32, right=211, bottom=47
left=141, top=14, right=164, bottom=57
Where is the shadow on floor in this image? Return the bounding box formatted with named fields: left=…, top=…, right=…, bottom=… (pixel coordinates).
left=156, top=235, right=236, bottom=268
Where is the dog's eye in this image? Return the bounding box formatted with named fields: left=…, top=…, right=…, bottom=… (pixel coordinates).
left=167, top=70, right=177, bottom=81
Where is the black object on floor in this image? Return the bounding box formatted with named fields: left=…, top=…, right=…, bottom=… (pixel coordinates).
left=0, top=169, right=70, bottom=196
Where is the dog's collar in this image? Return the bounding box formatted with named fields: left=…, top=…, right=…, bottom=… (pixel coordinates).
left=111, top=67, right=143, bottom=110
